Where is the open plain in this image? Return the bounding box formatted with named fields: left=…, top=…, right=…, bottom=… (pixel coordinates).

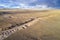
left=0, top=9, right=60, bottom=40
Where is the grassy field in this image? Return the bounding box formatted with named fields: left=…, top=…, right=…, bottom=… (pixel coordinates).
left=0, top=9, right=60, bottom=40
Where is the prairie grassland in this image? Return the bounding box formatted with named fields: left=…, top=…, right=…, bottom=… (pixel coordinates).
left=0, top=9, right=60, bottom=40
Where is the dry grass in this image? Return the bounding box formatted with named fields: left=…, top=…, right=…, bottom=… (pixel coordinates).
left=0, top=9, right=60, bottom=40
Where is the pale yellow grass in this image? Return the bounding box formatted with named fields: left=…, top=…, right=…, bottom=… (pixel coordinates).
left=0, top=9, right=60, bottom=40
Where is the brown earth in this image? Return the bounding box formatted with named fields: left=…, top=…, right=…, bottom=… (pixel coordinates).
left=0, top=9, right=60, bottom=40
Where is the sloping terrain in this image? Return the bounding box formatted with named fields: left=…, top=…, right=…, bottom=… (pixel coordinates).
left=0, top=9, right=60, bottom=40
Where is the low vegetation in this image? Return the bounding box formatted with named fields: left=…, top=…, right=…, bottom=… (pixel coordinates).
left=0, top=9, right=60, bottom=40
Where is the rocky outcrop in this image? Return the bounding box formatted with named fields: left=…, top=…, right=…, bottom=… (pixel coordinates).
left=0, top=17, right=40, bottom=40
